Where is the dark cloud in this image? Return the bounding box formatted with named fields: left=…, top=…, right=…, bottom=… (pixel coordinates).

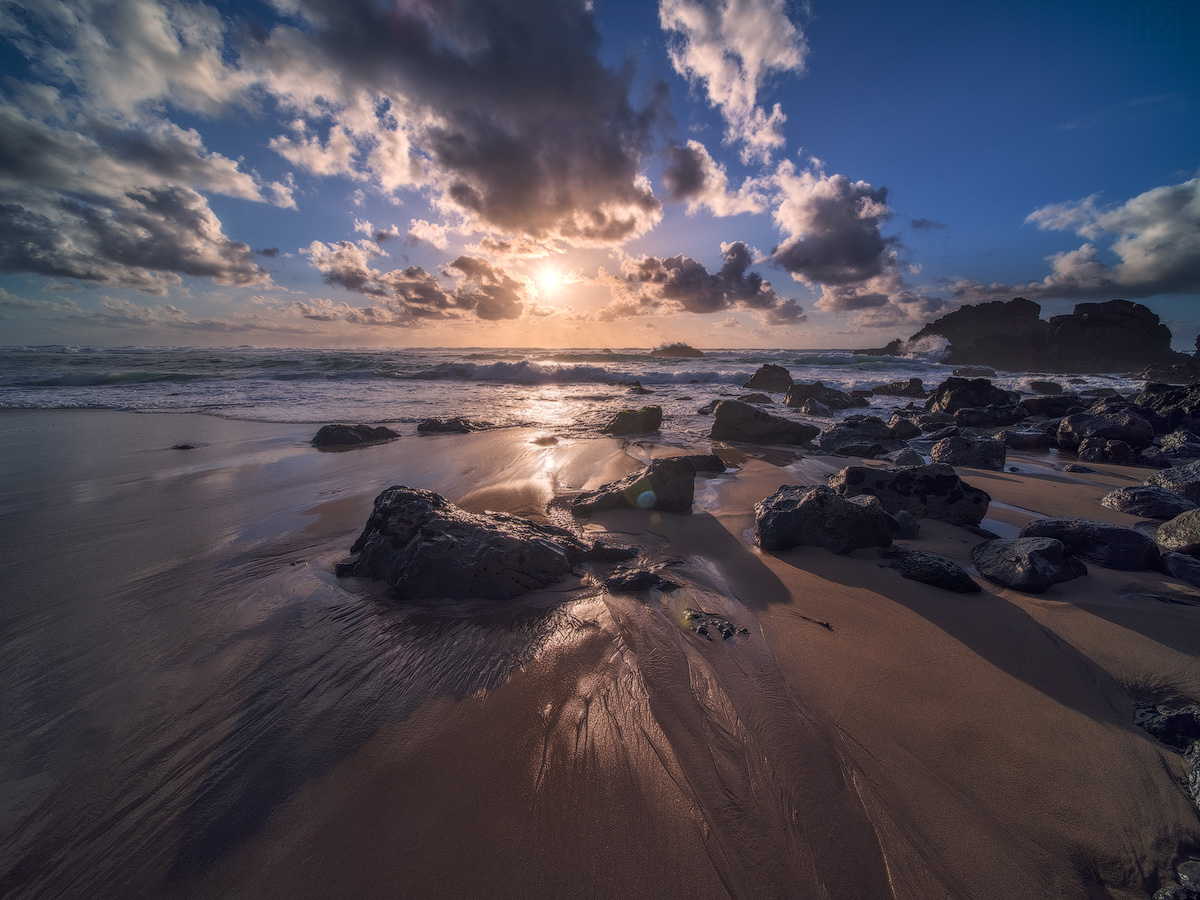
left=255, top=247, right=280, bottom=257
left=662, top=142, right=708, bottom=201
left=444, top=255, right=525, bottom=321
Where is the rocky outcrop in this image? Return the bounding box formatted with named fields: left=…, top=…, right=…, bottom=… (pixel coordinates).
left=872, top=378, right=926, bottom=398
left=972, top=537, right=1087, bottom=593
left=887, top=414, right=922, bottom=441
left=1157, top=510, right=1200, bottom=557
left=827, top=463, right=991, bottom=525
left=572, top=457, right=698, bottom=514
left=650, top=343, right=703, bottom=358
left=817, top=415, right=899, bottom=458
left=743, top=363, right=793, bottom=392
left=754, top=485, right=898, bottom=553
left=337, top=486, right=632, bottom=601
left=312, top=423, right=399, bottom=447
left=930, top=436, right=1006, bottom=470
left=1146, top=460, right=1200, bottom=504
left=1056, top=410, right=1154, bottom=451
left=1019, top=517, right=1160, bottom=571
left=1100, top=486, right=1199, bottom=519
left=417, top=417, right=479, bottom=434
left=856, top=298, right=1188, bottom=373
left=602, top=405, right=663, bottom=435
left=926, top=377, right=1020, bottom=414
left=710, top=400, right=819, bottom=445
left=784, top=381, right=866, bottom=410
left=1133, top=383, right=1200, bottom=433
left=878, top=546, right=980, bottom=593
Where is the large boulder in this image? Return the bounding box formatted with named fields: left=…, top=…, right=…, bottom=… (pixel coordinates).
left=573, top=457, right=697, bottom=514
left=1160, top=430, right=1200, bottom=460
left=1100, top=486, right=1199, bottom=519
left=1145, top=459, right=1200, bottom=504
left=1020, top=394, right=1085, bottom=417
left=743, top=363, right=794, bottom=392
left=818, top=415, right=898, bottom=458
left=784, top=381, right=865, bottom=410
left=872, top=378, right=926, bottom=398
left=417, top=417, right=480, bottom=435
left=312, top=423, right=399, bottom=447
left=827, top=463, right=991, bottom=525
left=887, top=414, right=922, bottom=441
left=1156, top=509, right=1200, bottom=557
left=926, top=377, right=1020, bottom=414
left=754, top=485, right=898, bottom=553
left=710, top=400, right=819, bottom=445
left=337, top=486, right=630, bottom=601
left=602, top=405, right=663, bottom=435
left=878, top=546, right=980, bottom=593
left=930, top=436, right=1006, bottom=470
left=998, top=429, right=1054, bottom=450
left=1076, top=438, right=1139, bottom=466
left=1056, top=411, right=1154, bottom=451
left=1018, top=517, right=1160, bottom=571
left=972, top=537, right=1087, bottom=593
left=1132, top=382, right=1200, bottom=433
left=1160, top=552, right=1200, bottom=589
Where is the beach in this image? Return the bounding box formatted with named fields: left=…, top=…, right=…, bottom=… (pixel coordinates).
left=2, top=407, right=1198, bottom=899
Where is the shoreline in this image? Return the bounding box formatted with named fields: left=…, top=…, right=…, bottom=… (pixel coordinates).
left=2, top=408, right=1198, bottom=899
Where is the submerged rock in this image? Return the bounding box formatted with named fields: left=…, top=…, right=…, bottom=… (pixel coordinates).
left=828, top=463, right=991, bottom=525
left=312, top=423, right=399, bottom=447
left=573, top=457, right=697, bottom=514
left=650, top=343, right=703, bottom=358
left=416, top=417, right=480, bottom=434
left=602, top=405, right=663, bottom=435
left=879, top=546, right=980, bottom=593
left=972, top=537, right=1087, bottom=593
left=710, top=400, right=819, bottom=446
left=1018, top=517, right=1160, bottom=571
left=755, top=485, right=898, bottom=553
left=337, top=486, right=630, bottom=601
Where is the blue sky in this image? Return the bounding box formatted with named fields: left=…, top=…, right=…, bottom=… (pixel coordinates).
left=0, top=0, right=1196, bottom=348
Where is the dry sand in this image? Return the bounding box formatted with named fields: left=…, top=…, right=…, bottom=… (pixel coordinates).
left=2, top=410, right=1198, bottom=900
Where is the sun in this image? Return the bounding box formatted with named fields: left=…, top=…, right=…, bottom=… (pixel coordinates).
left=537, top=266, right=562, bottom=295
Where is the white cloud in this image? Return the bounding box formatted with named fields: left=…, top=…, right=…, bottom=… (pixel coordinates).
left=662, top=139, right=770, bottom=215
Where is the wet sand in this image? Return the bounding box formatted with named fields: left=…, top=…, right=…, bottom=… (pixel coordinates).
left=2, top=410, right=1198, bottom=899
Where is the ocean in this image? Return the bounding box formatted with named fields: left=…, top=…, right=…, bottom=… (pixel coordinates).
left=0, top=345, right=1143, bottom=441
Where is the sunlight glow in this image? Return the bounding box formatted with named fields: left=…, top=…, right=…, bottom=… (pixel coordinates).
left=537, top=267, right=562, bottom=295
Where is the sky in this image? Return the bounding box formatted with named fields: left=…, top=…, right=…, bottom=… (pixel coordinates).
left=0, top=0, right=1197, bottom=349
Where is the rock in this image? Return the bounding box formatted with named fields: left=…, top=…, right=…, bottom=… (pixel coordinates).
left=801, top=399, right=833, bottom=417
left=665, top=453, right=727, bottom=474
left=742, top=363, right=793, bottom=392
left=312, top=423, right=399, bottom=447
left=1018, top=517, right=1160, bottom=571
left=1133, top=382, right=1200, bottom=433
left=872, top=378, right=926, bottom=398
left=1157, top=509, right=1200, bottom=556
left=972, top=537, right=1087, bottom=593
left=650, top=343, right=703, bottom=358
left=1134, top=702, right=1200, bottom=752
left=1020, top=394, right=1085, bottom=417
left=1145, top=460, right=1200, bottom=504
left=697, top=400, right=719, bottom=415
left=754, top=485, right=898, bottom=553
left=925, top=377, right=1020, bottom=414
left=998, top=430, right=1054, bottom=450
left=1161, top=430, right=1200, bottom=460
left=1140, top=446, right=1172, bottom=469
left=1161, top=551, right=1200, bottom=588
left=853, top=339, right=905, bottom=357
left=879, top=546, right=981, bottom=592
left=887, top=414, right=922, bottom=441
left=602, top=405, right=663, bottom=435
left=953, top=366, right=997, bottom=377
left=737, top=393, right=773, bottom=404
left=1056, top=411, right=1154, bottom=451
left=684, top=608, right=750, bottom=640
left=953, top=405, right=1027, bottom=427
left=818, top=415, right=898, bottom=458
left=892, top=509, right=921, bottom=538
left=828, top=463, right=991, bottom=525
left=1076, top=437, right=1138, bottom=465
left=784, top=381, right=865, bottom=410
left=1028, top=380, right=1063, bottom=394
left=417, top=417, right=478, bottom=434
left=1100, top=486, right=1199, bottom=519
left=1056, top=463, right=1096, bottom=473
left=627, top=381, right=653, bottom=394
left=171, top=443, right=197, bottom=450
left=887, top=448, right=926, bottom=468
left=917, top=412, right=956, bottom=431
left=1186, top=743, right=1200, bottom=813
left=572, top=457, right=697, bottom=514
left=337, top=486, right=629, bottom=601
left=604, top=567, right=680, bottom=593
left=931, top=436, right=1007, bottom=470
left=924, top=425, right=960, bottom=441
left=710, top=400, right=819, bottom=446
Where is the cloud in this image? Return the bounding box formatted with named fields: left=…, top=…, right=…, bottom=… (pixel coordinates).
left=600, top=240, right=804, bottom=323
left=953, top=173, right=1200, bottom=302
left=659, top=0, right=806, bottom=162
left=662, top=140, right=769, bottom=216
left=407, top=219, right=450, bottom=250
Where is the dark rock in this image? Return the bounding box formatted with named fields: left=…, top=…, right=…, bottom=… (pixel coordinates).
left=853, top=339, right=905, bottom=357
left=998, top=430, right=1054, bottom=450
left=924, top=425, right=961, bottom=441
left=1145, top=460, right=1200, bottom=504
left=801, top=399, right=833, bottom=417
left=683, top=608, right=750, bottom=641
left=1056, top=411, right=1154, bottom=451
left=1056, top=463, right=1096, bottom=473
left=1140, top=446, right=1171, bottom=469
left=1157, top=509, right=1200, bottom=556
left=953, top=405, right=1026, bottom=427
left=650, top=343, right=703, bottom=358
left=1187, top=744, right=1200, bottom=813
left=573, top=457, right=697, bottom=514
left=417, top=417, right=478, bottom=435
left=171, top=443, right=197, bottom=450
left=602, top=405, right=663, bottom=435
left=873, top=378, right=926, bottom=398
left=604, top=567, right=680, bottom=593
left=917, top=412, right=956, bottom=431
left=710, top=400, right=819, bottom=446
left=1020, top=394, right=1085, bottom=417
left=892, top=509, right=921, bottom=538
left=850, top=389, right=875, bottom=400
left=887, top=414, right=922, bottom=441
left=1161, top=429, right=1200, bottom=460
left=1019, top=517, right=1160, bottom=571
left=930, top=436, right=1006, bottom=470
left=972, top=537, right=1087, bottom=593
left=1100, top=486, right=1199, bottom=519
left=754, top=485, right=898, bottom=553
left=627, top=381, right=653, bottom=394
left=312, top=423, right=399, bottom=447
left=1134, top=702, right=1200, bottom=752
left=879, top=546, right=980, bottom=592
left=1161, top=551, right=1200, bottom=588
left=697, top=400, right=719, bottom=415
left=664, top=453, right=727, bottom=474
left=1028, top=380, right=1063, bottom=394
left=737, top=393, right=773, bottom=404
left=828, top=463, right=991, bottom=525
left=784, top=381, right=866, bottom=410
left=953, top=366, right=997, bottom=377
left=337, top=486, right=625, bottom=601
left=1140, top=362, right=1200, bottom=384
left=1133, top=382, right=1200, bottom=433
left=818, top=415, right=898, bottom=457
left=887, top=448, right=926, bottom=468
left=1076, top=438, right=1137, bottom=465
left=926, top=377, right=1020, bottom=414
left=742, top=363, right=793, bottom=392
